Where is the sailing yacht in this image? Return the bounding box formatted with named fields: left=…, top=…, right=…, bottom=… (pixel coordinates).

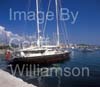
left=9, top=0, right=70, bottom=64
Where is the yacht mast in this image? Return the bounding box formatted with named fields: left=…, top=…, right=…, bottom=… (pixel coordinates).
left=55, top=0, right=60, bottom=46
left=36, top=0, right=40, bottom=47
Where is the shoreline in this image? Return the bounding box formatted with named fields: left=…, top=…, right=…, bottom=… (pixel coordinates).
left=0, top=69, right=37, bottom=87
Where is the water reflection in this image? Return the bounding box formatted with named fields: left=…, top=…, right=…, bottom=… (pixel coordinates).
left=1, top=50, right=100, bottom=87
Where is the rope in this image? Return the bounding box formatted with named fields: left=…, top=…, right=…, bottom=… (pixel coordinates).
left=43, top=0, right=52, bottom=39
left=23, top=0, right=31, bottom=36
left=58, top=0, right=70, bottom=47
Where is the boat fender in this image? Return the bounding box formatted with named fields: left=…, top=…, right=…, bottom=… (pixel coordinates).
left=5, top=50, right=11, bottom=61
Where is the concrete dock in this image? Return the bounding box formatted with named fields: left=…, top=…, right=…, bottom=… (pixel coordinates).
left=0, top=69, right=37, bottom=87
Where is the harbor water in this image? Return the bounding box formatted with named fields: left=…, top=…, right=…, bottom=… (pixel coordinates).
left=0, top=50, right=100, bottom=87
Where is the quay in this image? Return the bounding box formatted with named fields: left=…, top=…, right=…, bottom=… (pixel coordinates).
left=0, top=69, right=37, bottom=87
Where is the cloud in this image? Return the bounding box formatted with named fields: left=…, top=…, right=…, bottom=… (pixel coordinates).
left=0, top=26, right=13, bottom=37
left=0, top=26, right=21, bottom=44
left=0, top=25, right=36, bottom=44
left=0, top=26, right=5, bottom=31
left=0, top=26, right=5, bottom=34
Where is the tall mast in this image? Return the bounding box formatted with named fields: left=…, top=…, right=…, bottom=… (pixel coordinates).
left=36, top=0, right=40, bottom=47
left=55, top=0, right=60, bottom=46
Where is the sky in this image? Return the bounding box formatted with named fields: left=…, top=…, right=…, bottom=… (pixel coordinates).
left=0, top=0, right=100, bottom=45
